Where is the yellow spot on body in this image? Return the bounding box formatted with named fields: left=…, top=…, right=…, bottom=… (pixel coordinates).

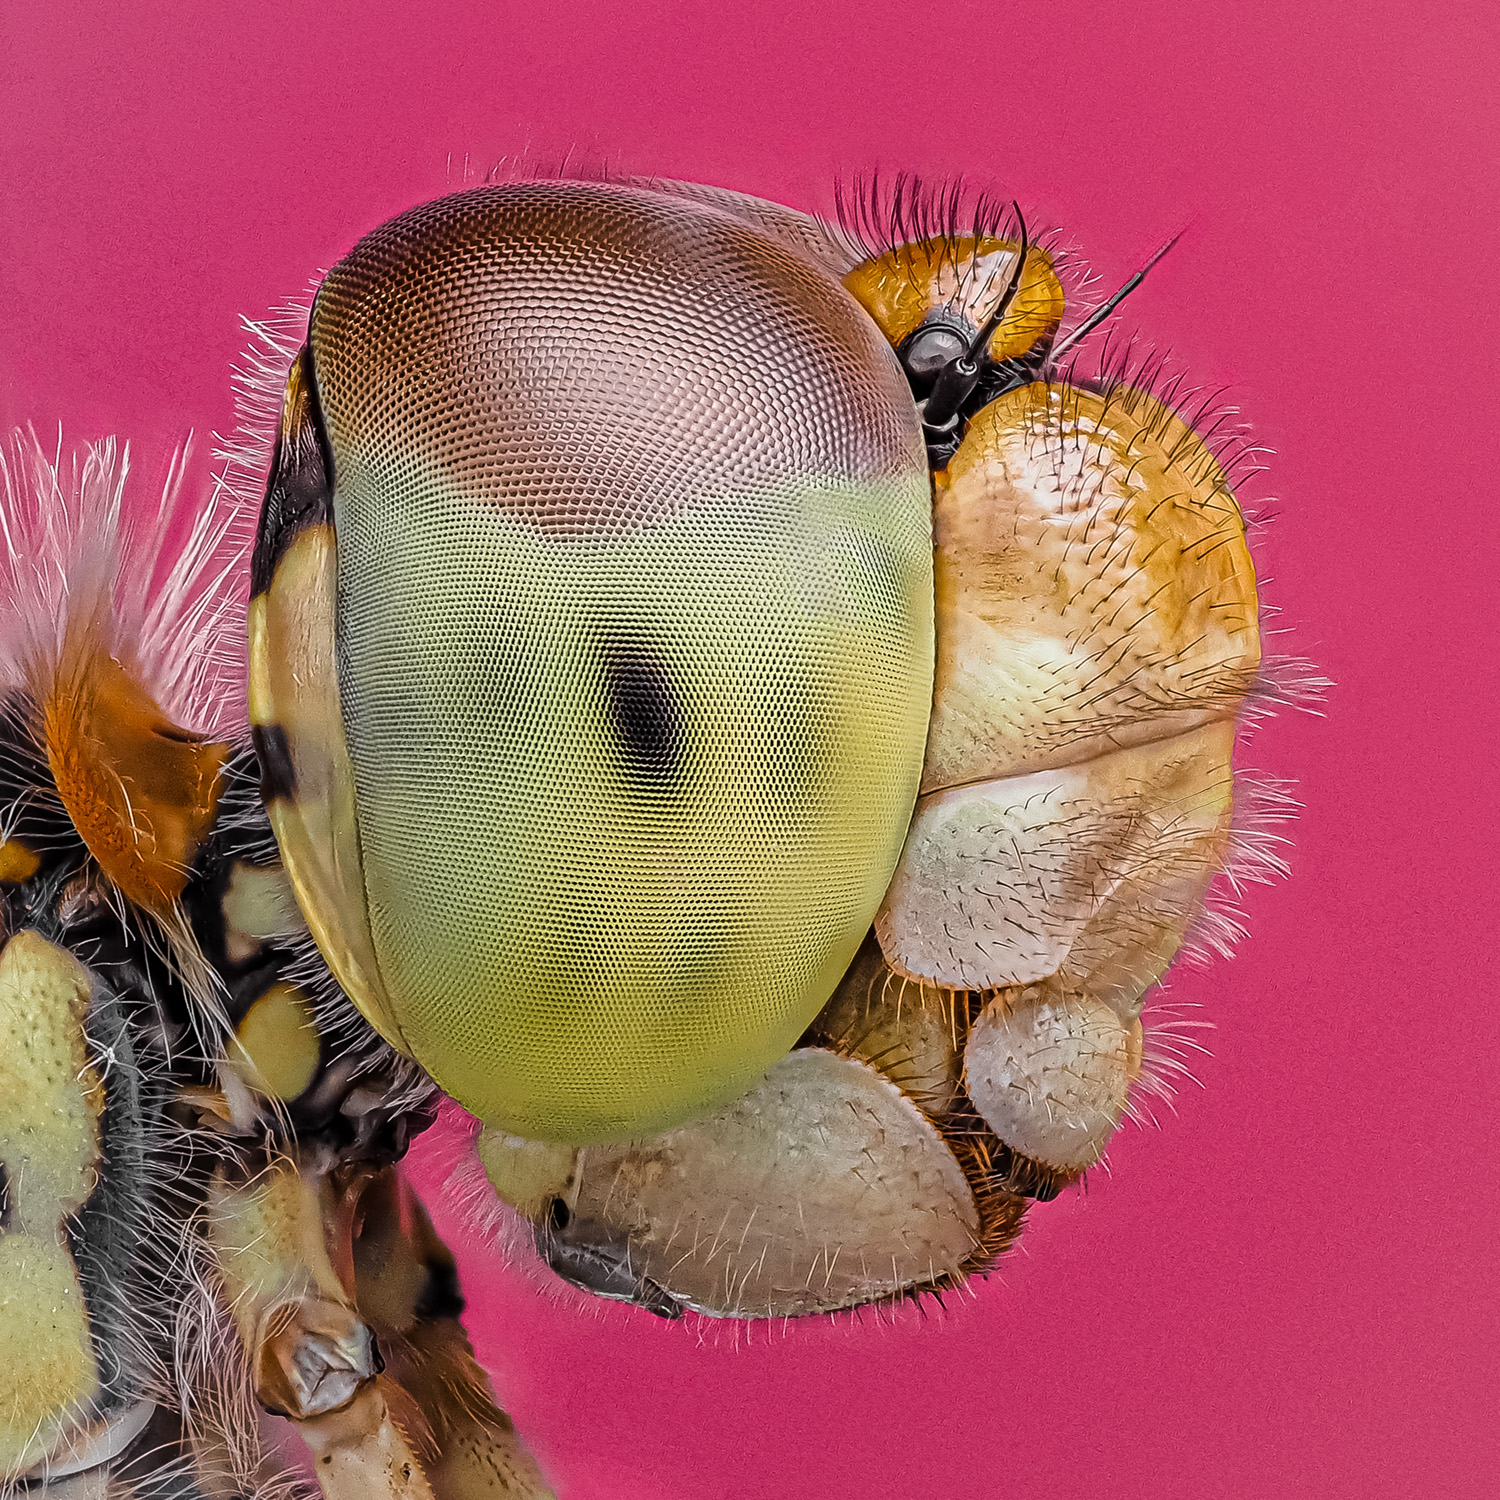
left=0, top=841, right=40, bottom=884
left=0, top=930, right=103, bottom=1473
left=0, top=1239, right=99, bottom=1466
left=0, top=932, right=102, bottom=1227
left=221, top=860, right=306, bottom=964
left=231, top=983, right=321, bottom=1101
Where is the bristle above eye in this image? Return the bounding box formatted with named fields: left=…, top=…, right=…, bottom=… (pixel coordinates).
left=831, top=174, right=1074, bottom=365
left=213, top=291, right=316, bottom=541
left=832, top=171, right=1038, bottom=263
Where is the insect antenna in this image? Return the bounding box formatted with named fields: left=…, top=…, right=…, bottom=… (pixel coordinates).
left=919, top=201, right=1029, bottom=439
left=1049, top=229, right=1183, bottom=363
left=958, top=204, right=1031, bottom=366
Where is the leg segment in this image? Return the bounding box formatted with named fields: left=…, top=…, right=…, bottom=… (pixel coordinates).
left=209, top=1157, right=553, bottom=1500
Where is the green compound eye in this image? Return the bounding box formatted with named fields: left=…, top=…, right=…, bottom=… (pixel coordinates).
left=249, top=181, right=934, bottom=1144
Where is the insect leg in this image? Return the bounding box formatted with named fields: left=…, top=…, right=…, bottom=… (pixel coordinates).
left=190, top=749, right=553, bottom=1499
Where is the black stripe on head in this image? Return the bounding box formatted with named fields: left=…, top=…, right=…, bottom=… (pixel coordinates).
left=252, top=724, right=298, bottom=803
left=250, top=346, right=335, bottom=598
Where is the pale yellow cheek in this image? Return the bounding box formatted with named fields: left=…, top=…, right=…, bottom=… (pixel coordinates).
left=0, top=931, right=104, bottom=1477
left=964, top=984, right=1139, bottom=1173
left=0, top=1237, right=100, bottom=1474
left=877, top=723, right=1235, bottom=997
left=477, top=1134, right=578, bottom=1220
left=924, top=380, right=1260, bottom=792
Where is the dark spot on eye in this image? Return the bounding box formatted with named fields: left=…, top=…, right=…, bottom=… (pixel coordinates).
left=603, top=644, right=682, bottom=783
left=252, top=724, right=298, bottom=803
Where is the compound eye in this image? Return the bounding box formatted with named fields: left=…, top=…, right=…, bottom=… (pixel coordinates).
left=898, top=317, right=974, bottom=394
left=249, top=181, right=935, bottom=1145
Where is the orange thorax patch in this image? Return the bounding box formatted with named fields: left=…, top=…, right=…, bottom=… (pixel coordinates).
left=43, top=648, right=226, bottom=912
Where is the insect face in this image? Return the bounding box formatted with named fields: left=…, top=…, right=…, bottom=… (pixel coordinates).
left=1, top=167, right=1296, bottom=1500
left=250, top=182, right=936, bottom=1144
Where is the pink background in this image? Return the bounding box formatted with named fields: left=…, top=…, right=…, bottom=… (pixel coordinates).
left=4, top=3, right=1497, bottom=1496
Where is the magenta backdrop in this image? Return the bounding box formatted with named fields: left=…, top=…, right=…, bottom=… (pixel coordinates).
left=4, top=3, right=1497, bottom=1497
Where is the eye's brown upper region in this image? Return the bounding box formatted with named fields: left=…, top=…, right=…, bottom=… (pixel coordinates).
left=309, top=181, right=922, bottom=540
